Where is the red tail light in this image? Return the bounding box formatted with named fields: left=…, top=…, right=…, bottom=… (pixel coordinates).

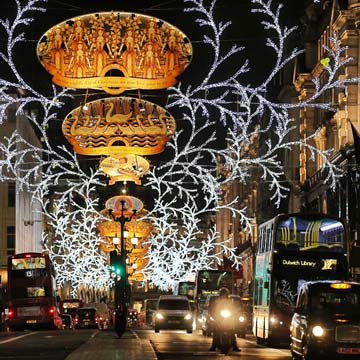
left=7, top=309, right=15, bottom=318
left=48, top=307, right=55, bottom=315
left=74, top=316, right=79, bottom=324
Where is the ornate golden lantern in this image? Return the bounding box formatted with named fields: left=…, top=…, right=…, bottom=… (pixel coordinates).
left=37, top=12, right=192, bottom=95
left=99, top=154, right=150, bottom=185
left=62, top=97, right=176, bottom=155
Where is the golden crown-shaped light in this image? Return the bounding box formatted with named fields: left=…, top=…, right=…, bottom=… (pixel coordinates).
left=62, top=97, right=176, bottom=155
left=100, top=154, right=150, bottom=185
left=37, top=12, right=192, bottom=94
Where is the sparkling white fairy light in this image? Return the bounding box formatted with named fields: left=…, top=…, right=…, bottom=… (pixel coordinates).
left=0, top=0, right=356, bottom=291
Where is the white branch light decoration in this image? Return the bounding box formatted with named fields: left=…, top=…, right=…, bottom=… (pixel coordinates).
left=0, top=0, right=356, bottom=291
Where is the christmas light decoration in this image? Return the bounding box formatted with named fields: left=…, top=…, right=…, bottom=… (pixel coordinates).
left=0, top=0, right=358, bottom=291
left=37, top=11, right=193, bottom=94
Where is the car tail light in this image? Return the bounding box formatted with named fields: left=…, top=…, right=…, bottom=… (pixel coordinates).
left=7, top=309, right=15, bottom=318
left=74, top=316, right=79, bottom=324
left=48, top=307, right=55, bottom=315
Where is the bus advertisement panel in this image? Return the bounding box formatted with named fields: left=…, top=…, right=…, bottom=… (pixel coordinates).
left=253, top=213, right=348, bottom=346
left=6, top=253, right=62, bottom=330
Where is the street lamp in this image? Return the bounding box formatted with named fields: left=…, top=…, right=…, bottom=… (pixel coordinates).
left=109, top=200, right=137, bottom=337
left=105, top=195, right=143, bottom=337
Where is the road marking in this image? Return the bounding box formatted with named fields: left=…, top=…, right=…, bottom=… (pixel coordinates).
left=0, top=332, right=37, bottom=344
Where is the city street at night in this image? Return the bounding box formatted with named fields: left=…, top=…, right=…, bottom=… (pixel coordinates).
left=1, top=0, right=360, bottom=359
left=0, top=328, right=292, bottom=360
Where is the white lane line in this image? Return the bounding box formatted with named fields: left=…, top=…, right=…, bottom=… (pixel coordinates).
left=0, top=332, right=37, bottom=344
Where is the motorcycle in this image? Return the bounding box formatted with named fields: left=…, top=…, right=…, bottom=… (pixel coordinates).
left=211, top=305, right=235, bottom=354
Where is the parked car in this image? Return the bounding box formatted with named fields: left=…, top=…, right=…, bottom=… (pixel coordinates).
left=74, top=307, right=100, bottom=329
left=60, top=314, right=74, bottom=329
left=290, top=280, right=360, bottom=359
left=154, top=295, right=193, bottom=333
left=201, top=294, right=247, bottom=338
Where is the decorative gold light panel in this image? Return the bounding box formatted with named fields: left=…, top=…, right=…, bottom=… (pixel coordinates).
left=62, top=97, right=176, bottom=155
left=100, top=154, right=150, bottom=185
left=37, top=12, right=193, bottom=94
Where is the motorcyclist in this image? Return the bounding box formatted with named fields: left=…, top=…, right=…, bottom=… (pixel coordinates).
left=208, top=287, right=241, bottom=352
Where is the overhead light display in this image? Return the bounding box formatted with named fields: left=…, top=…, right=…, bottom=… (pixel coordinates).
left=62, top=97, right=176, bottom=155
left=37, top=11, right=193, bottom=94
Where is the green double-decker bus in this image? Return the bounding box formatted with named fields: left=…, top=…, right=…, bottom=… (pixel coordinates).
left=253, top=213, right=348, bottom=346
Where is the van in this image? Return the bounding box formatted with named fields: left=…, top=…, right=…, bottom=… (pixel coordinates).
left=154, top=295, right=193, bottom=333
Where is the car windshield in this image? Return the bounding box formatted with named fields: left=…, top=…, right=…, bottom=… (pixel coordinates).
left=311, top=290, right=360, bottom=312
left=158, top=300, right=189, bottom=310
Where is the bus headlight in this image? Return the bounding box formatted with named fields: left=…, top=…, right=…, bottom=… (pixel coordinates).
left=239, top=316, right=245, bottom=322
left=312, top=325, right=324, bottom=337
left=156, top=312, right=164, bottom=320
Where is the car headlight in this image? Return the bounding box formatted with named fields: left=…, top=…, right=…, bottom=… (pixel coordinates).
left=156, top=313, right=164, bottom=320
left=239, top=316, right=245, bottom=322
left=312, top=325, right=324, bottom=337
left=220, top=309, right=231, bottom=318
left=184, top=313, right=192, bottom=320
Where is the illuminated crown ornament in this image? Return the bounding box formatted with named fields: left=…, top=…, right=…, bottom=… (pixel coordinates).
left=37, top=12, right=193, bottom=94
left=100, top=154, right=150, bottom=185
left=62, top=97, right=176, bottom=155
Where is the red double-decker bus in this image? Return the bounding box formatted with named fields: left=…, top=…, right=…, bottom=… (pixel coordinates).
left=6, top=252, right=62, bottom=330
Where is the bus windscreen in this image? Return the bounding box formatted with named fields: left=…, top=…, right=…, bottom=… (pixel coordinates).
left=11, top=257, right=46, bottom=270
left=275, top=216, right=345, bottom=251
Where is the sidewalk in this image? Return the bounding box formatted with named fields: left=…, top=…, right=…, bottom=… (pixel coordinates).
left=65, top=329, right=157, bottom=360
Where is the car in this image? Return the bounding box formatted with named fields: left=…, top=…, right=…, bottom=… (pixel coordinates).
left=153, top=295, right=193, bottom=333
left=74, top=307, right=101, bottom=329
left=201, top=294, right=247, bottom=338
left=290, top=280, right=360, bottom=360
left=60, top=314, right=74, bottom=329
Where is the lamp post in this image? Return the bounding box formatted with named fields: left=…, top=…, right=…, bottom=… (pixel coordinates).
left=110, top=199, right=137, bottom=337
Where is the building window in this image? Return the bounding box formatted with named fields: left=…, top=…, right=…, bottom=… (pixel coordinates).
left=7, top=226, right=15, bottom=255
left=8, top=182, right=15, bottom=207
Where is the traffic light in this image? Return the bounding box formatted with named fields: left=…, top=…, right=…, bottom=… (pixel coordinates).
left=109, top=250, right=125, bottom=281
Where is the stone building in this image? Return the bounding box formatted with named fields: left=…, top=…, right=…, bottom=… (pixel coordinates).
left=216, top=0, right=360, bottom=296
